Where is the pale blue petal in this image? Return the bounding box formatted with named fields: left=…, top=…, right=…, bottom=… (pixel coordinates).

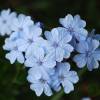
left=44, top=84, right=53, bottom=96
left=44, top=31, right=53, bottom=41
left=93, top=34, right=100, bottom=40
left=75, top=28, right=88, bottom=41
left=28, top=67, right=42, bottom=80
left=17, top=52, right=24, bottom=64
left=51, top=28, right=59, bottom=42
left=74, top=15, right=86, bottom=28
left=30, top=83, right=43, bottom=96
left=9, top=31, right=19, bottom=40
left=76, top=41, right=88, bottom=53
left=57, top=62, right=70, bottom=72
left=56, top=47, right=64, bottom=62
left=92, top=39, right=99, bottom=50
left=59, top=14, right=73, bottom=28
left=33, top=47, right=45, bottom=60
left=93, top=49, right=100, bottom=61
left=63, top=80, right=74, bottom=94
left=62, top=43, right=74, bottom=52
left=87, top=38, right=99, bottom=51
left=3, top=40, right=16, bottom=50
left=87, top=57, right=99, bottom=71
left=5, top=50, right=17, bottom=64
left=53, top=84, right=61, bottom=92
left=43, top=53, right=56, bottom=68
left=31, top=26, right=42, bottom=38
left=25, top=45, right=34, bottom=58
left=51, top=74, right=61, bottom=92
left=25, top=57, right=38, bottom=67
left=43, top=60, right=56, bottom=68
left=57, top=27, right=72, bottom=43
left=16, top=39, right=29, bottom=52
left=1, top=9, right=10, bottom=18
left=66, top=71, right=79, bottom=83
left=22, top=16, right=33, bottom=26
left=64, top=50, right=71, bottom=59
left=73, top=54, right=86, bottom=68
left=93, top=61, right=99, bottom=69
left=27, top=75, right=36, bottom=83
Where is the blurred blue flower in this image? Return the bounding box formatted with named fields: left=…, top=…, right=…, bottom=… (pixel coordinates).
left=89, top=29, right=100, bottom=41
left=0, top=9, right=16, bottom=36
left=73, top=37, right=100, bottom=71
left=82, top=97, right=91, bottom=100
left=9, top=14, right=33, bottom=40
left=52, top=63, right=79, bottom=93
left=59, top=14, right=88, bottom=41
left=45, top=27, right=73, bottom=62
left=3, top=38, right=24, bottom=64
left=25, top=47, right=56, bottom=69
left=27, top=67, right=53, bottom=96
left=16, top=25, right=42, bottom=53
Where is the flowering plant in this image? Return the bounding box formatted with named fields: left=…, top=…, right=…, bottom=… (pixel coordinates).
left=1, top=9, right=100, bottom=96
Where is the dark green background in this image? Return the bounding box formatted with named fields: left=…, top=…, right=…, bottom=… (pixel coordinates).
left=0, top=0, right=100, bottom=100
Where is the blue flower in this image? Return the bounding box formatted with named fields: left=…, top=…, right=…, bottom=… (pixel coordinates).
left=9, top=14, right=33, bottom=40
left=26, top=46, right=56, bottom=96
left=16, top=25, right=43, bottom=53
left=88, top=29, right=100, bottom=41
left=59, top=14, right=88, bottom=41
left=27, top=67, right=53, bottom=96
left=52, top=63, right=79, bottom=93
left=82, top=97, right=91, bottom=100
left=3, top=38, right=24, bottom=64
left=44, top=27, right=73, bottom=62
left=0, top=9, right=16, bottom=36
left=11, top=14, right=33, bottom=33
left=73, top=37, right=100, bottom=71
left=25, top=47, right=56, bottom=69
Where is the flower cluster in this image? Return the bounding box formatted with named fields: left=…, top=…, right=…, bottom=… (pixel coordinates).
left=1, top=9, right=100, bottom=96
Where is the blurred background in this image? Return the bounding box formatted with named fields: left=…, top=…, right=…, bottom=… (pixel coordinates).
left=0, top=0, right=100, bottom=100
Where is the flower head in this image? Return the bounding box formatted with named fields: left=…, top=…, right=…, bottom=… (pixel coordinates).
left=59, top=14, right=88, bottom=41
left=25, top=47, right=56, bottom=69
left=27, top=67, right=53, bottom=96
left=16, top=25, right=43, bottom=53
left=73, top=37, right=100, bottom=71
left=45, top=27, right=73, bottom=62
left=10, top=14, right=33, bottom=40
left=0, top=9, right=16, bottom=36
left=52, top=62, right=79, bottom=93
left=3, top=38, right=24, bottom=64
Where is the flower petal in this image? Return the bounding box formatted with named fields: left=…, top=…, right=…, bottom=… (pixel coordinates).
left=87, top=57, right=99, bottom=71
left=63, top=80, right=74, bottom=94
left=5, top=50, right=17, bottom=64
left=59, top=14, right=73, bottom=28
left=44, top=84, right=53, bottom=96
left=30, top=83, right=43, bottom=96
left=56, top=47, right=64, bottom=62
left=73, top=54, right=86, bottom=68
